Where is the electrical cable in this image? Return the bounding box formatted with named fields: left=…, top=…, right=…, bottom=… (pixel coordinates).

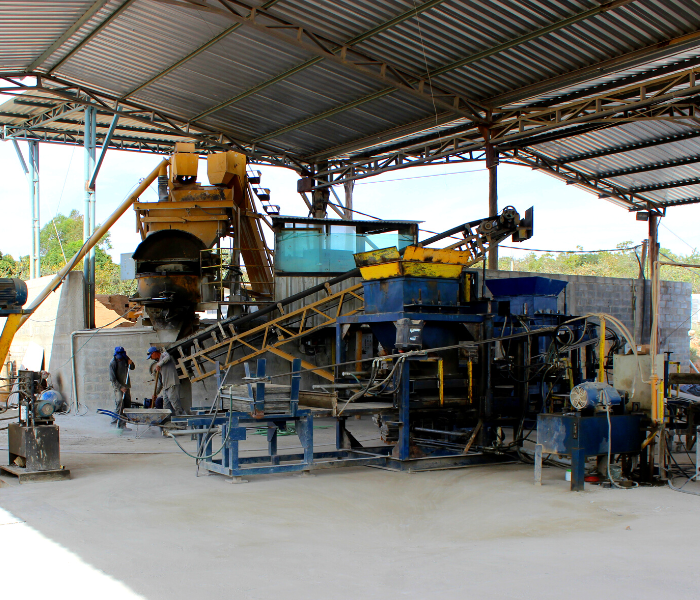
left=500, top=244, right=642, bottom=254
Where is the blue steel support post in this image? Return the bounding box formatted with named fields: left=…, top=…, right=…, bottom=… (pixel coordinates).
left=290, top=358, right=301, bottom=416
left=397, top=359, right=411, bottom=460
left=83, top=106, right=97, bottom=328
left=268, top=425, right=279, bottom=465
left=570, top=447, right=586, bottom=491
left=335, top=323, right=344, bottom=381
left=12, top=138, right=39, bottom=279
left=296, top=411, right=313, bottom=467
left=228, top=416, right=240, bottom=472
left=28, top=141, right=40, bottom=279
left=255, top=359, right=266, bottom=413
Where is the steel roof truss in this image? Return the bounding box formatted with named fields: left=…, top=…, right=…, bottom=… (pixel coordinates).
left=557, top=128, right=700, bottom=163
left=594, top=153, right=700, bottom=179
left=168, top=0, right=488, bottom=122
left=627, top=177, right=700, bottom=194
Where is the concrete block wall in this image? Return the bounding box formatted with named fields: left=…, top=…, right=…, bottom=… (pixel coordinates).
left=484, top=269, right=692, bottom=366
left=659, top=281, right=692, bottom=361
left=71, top=327, right=208, bottom=411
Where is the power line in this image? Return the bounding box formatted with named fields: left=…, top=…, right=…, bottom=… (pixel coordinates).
left=355, top=167, right=485, bottom=185
left=660, top=222, right=697, bottom=254
left=501, top=244, right=642, bottom=254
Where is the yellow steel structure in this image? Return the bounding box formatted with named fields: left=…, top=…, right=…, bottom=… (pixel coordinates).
left=355, top=244, right=481, bottom=281
left=175, top=283, right=365, bottom=383
left=133, top=148, right=273, bottom=297
left=0, top=158, right=170, bottom=366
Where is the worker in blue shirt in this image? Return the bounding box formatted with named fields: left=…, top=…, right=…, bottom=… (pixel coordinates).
left=109, top=346, right=134, bottom=429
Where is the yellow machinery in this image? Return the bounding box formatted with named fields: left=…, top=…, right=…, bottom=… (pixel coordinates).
left=131, top=143, right=273, bottom=337
left=354, top=245, right=479, bottom=280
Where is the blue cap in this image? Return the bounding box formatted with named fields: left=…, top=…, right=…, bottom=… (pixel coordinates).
left=147, top=346, right=159, bottom=358
left=114, top=346, right=126, bottom=357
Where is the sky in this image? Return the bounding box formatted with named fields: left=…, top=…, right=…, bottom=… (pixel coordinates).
left=1, top=137, right=699, bottom=266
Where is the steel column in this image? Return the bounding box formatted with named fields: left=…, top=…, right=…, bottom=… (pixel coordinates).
left=488, top=161, right=498, bottom=270
left=344, top=175, right=354, bottom=220
left=397, top=360, right=411, bottom=461
left=312, top=162, right=330, bottom=218
left=28, top=141, right=40, bottom=279
left=84, top=106, right=97, bottom=329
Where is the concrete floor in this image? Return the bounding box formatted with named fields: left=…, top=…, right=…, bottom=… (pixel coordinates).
left=1, top=413, right=698, bottom=600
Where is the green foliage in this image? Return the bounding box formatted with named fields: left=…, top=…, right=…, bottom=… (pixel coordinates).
left=0, top=252, right=28, bottom=279
left=1, top=211, right=136, bottom=295
left=499, top=242, right=700, bottom=293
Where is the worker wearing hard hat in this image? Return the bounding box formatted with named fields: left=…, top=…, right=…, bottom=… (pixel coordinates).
left=110, top=346, right=135, bottom=429
left=147, top=346, right=185, bottom=416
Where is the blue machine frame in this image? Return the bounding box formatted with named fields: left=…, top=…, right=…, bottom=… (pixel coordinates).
left=535, top=413, right=643, bottom=491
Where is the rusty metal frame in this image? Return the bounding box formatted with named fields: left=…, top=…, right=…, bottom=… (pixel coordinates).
left=0, top=73, right=302, bottom=168
left=500, top=147, right=664, bottom=212
left=301, top=68, right=700, bottom=195
left=175, top=283, right=365, bottom=383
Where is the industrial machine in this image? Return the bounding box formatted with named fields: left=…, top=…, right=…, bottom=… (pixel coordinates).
left=171, top=207, right=610, bottom=477
left=164, top=202, right=673, bottom=489
left=535, top=382, right=643, bottom=491
left=131, top=143, right=273, bottom=337
left=2, top=370, right=70, bottom=483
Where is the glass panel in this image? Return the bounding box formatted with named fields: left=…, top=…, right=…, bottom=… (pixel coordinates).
left=275, top=230, right=414, bottom=274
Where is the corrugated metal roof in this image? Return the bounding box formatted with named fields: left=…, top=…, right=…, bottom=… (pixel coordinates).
left=1, top=0, right=700, bottom=209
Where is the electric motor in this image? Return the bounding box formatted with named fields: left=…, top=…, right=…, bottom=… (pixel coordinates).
left=34, top=399, right=56, bottom=419
left=570, top=382, right=622, bottom=410
left=0, top=278, right=28, bottom=308
left=39, top=389, right=65, bottom=411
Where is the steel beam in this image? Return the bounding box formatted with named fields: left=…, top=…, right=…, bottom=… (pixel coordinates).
left=195, top=0, right=633, bottom=140
left=488, top=29, right=700, bottom=108
left=659, top=196, right=700, bottom=207
left=122, top=0, right=284, bottom=100
left=175, top=0, right=486, bottom=122
left=191, top=0, right=454, bottom=122
left=0, top=73, right=296, bottom=166
left=558, top=128, right=700, bottom=163
left=252, top=89, right=395, bottom=143
left=84, top=106, right=97, bottom=329
left=13, top=140, right=40, bottom=278
left=88, top=111, right=120, bottom=190
left=27, top=0, right=112, bottom=71
left=500, top=147, right=658, bottom=211
left=627, top=176, right=700, bottom=194
left=11, top=139, right=28, bottom=174
left=304, top=112, right=460, bottom=162
left=309, top=70, right=700, bottom=168
left=48, top=0, right=138, bottom=74
left=428, top=0, right=634, bottom=79
left=28, top=141, right=40, bottom=279
left=521, top=55, right=700, bottom=111
left=594, top=154, right=700, bottom=179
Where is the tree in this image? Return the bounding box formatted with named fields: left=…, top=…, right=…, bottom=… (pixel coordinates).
left=499, top=242, right=700, bottom=292
left=0, top=211, right=136, bottom=295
